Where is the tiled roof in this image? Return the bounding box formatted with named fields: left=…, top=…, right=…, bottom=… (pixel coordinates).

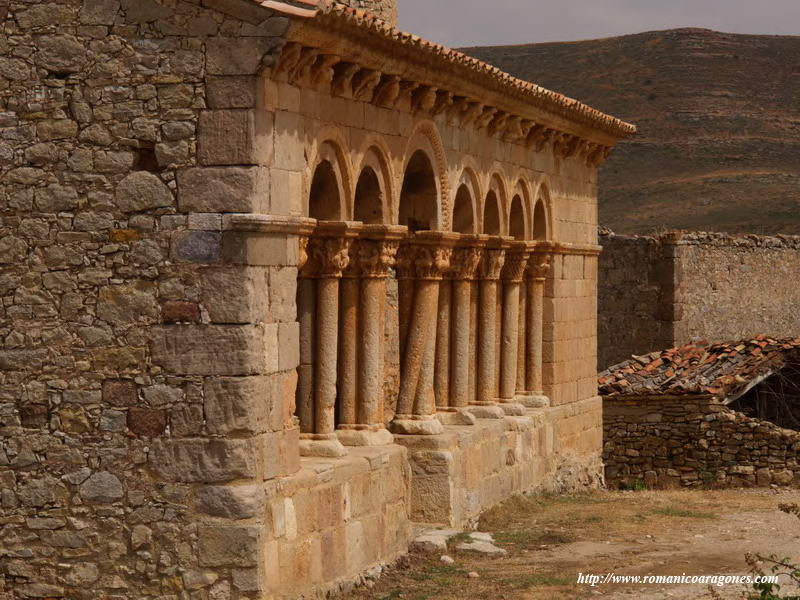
left=599, top=336, right=800, bottom=398
left=259, top=0, right=636, bottom=138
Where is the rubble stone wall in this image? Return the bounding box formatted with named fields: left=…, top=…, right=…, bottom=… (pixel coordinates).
left=603, top=394, right=800, bottom=489
left=0, top=1, right=294, bottom=597
left=599, top=232, right=800, bottom=369
left=336, top=0, right=398, bottom=25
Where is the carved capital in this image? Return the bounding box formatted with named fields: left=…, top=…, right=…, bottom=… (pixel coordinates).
left=528, top=254, right=552, bottom=281
left=298, top=235, right=311, bottom=272
left=394, top=244, right=416, bottom=280
left=358, top=238, right=401, bottom=279
left=305, top=235, right=353, bottom=278
left=479, top=248, right=506, bottom=281
left=451, top=245, right=484, bottom=280
left=413, top=244, right=453, bottom=280
left=502, top=245, right=530, bottom=282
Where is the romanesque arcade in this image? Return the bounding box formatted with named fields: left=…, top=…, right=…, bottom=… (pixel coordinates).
left=294, top=127, right=556, bottom=457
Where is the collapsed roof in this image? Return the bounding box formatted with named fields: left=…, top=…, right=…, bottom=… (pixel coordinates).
left=599, top=336, right=800, bottom=400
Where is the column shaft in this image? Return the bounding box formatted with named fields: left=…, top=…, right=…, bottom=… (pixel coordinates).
left=516, top=282, right=527, bottom=393
left=296, top=277, right=316, bottom=433
left=434, top=280, right=452, bottom=409
left=314, top=276, right=340, bottom=435
left=450, top=279, right=472, bottom=408
left=499, top=281, right=521, bottom=400
left=477, top=278, right=498, bottom=403
left=358, top=277, right=385, bottom=424
left=337, top=276, right=359, bottom=426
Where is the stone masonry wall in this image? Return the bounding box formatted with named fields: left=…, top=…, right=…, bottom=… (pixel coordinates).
left=0, top=1, right=294, bottom=597
left=599, top=231, right=800, bottom=369
left=336, top=0, right=397, bottom=25
left=604, top=395, right=800, bottom=489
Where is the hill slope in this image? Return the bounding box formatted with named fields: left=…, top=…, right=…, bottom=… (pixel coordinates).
left=462, top=29, right=800, bottom=235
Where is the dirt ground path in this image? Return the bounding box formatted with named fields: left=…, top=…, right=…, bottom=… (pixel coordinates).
left=345, top=488, right=800, bottom=600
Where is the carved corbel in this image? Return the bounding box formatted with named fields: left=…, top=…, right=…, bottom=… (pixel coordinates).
left=310, top=54, right=341, bottom=89
left=289, top=46, right=319, bottom=86
left=431, top=90, right=454, bottom=117
left=373, top=74, right=402, bottom=107
left=560, top=135, right=583, bottom=159
left=488, top=111, right=510, bottom=137
left=587, top=145, right=612, bottom=166
left=525, top=124, right=546, bottom=149
left=474, top=106, right=497, bottom=131
left=412, top=86, right=438, bottom=115
left=447, top=96, right=470, bottom=125
left=275, top=42, right=303, bottom=77
left=503, top=117, right=525, bottom=143
left=396, top=80, right=420, bottom=108
left=331, top=62, right=361, bottom=98
left=460, top=101, right=484, bottom=128
left=352, top=69, right=382, bottom=102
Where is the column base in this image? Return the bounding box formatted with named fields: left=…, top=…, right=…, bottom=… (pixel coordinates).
left=390, top=415, right=444, bottom=435
left=336, top=427, right=395, bottom=447
left=497, top=401, right=526, bottom=416
left=514, top=393, right=550, bottom=408
left=465, top=403, right=506, bottom=419
left=435, top=408, right=477, bottom=426
left=299, top=433, right=349, bottom=457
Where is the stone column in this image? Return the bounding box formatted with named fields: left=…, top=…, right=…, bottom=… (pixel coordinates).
left=299, top=222, right=360, bottom=457
left=516, top=275, right=527, bottom=394
left=391, top=232, right=454, bottom=435
left=469, top=237, right=509, bottom=419
left=522, top=251, right=552, bottom=408
left=297, top=236, right=316, bottom=435
left=437, top=235, right=484, bottom=425
left=337, top=225, right=406, bottom=446
left=498, top=241, right=529, bottom=415
left=337, top=251, right=361, bottom=429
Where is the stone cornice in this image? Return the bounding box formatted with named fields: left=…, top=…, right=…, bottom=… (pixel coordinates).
left=266, top=6, right=634, bottom=164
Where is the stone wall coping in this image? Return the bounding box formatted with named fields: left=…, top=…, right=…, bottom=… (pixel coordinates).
left=222, top=213, right=317, bottom=235
left=602, top=393, right=717, bottom=402
left=600, top=229, right=800, bottom=249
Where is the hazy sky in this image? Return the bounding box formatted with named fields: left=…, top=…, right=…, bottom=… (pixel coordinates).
left=397, top=0, right=800, bottom=48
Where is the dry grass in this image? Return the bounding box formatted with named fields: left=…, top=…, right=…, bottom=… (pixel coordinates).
left=344, top=488, right=800, bottom=600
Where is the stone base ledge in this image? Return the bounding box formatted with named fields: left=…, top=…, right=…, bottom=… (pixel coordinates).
left=464, top=403, right=506, bottom=419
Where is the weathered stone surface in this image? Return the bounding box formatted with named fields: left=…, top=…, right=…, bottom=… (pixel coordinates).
left=35, top=35, right=87, bottom=73
left=79, top=0, right=120, bottom=24
left=97, top=281, right=159, bottom=325
left=128, top=408, right=167, bottom=437
left=197, top=109, right=272, bottom=166
left=195, top=485, right=264, bottom=519
left=150, top=325, right=271, bottom=376
left=115, top=172, right=173, bottom=213
left=102, top=380, right=138, bottom=407
left=198, top=525, right=260, bottom=567
left=0, top=236, right=28, bottom=263
left=150, top=439, right=260, bottom=482
left=79, top=472, right=124, bottom=504
left=172, top=230, right=222, bottom=263
left=34, top=184, right=78, bottom=212
left=162, top=300, right=201, bottom=323
left=177, top=166, right=267, bottom=213
left=206, top=38, right=275, bottom=76
left=204, top=376, right=271, bottom=435
left=206, top=76, right=258, bottom=109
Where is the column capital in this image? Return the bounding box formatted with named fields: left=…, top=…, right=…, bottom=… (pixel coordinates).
left=527, top=252, right=552, bottom=281
left=398, top=231, right=458, bottom=281
left=303, top=221, right=362, bottom=278
left=478, top=236, right=513, bottom=281
left=451, top=235, right=486, bottom=281
left=501, top=241, right=530, bottom=282
left=358, top=224, right=408, bottom=279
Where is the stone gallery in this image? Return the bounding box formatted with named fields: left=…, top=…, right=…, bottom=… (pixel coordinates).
left=0, top=0, right=634, bottom=597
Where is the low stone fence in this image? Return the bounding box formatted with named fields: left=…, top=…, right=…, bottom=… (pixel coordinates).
left=603, top=394, right=800, bottom=488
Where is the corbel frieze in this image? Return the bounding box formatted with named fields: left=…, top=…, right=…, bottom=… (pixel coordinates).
left=271, top=42, right=619, bottom=164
